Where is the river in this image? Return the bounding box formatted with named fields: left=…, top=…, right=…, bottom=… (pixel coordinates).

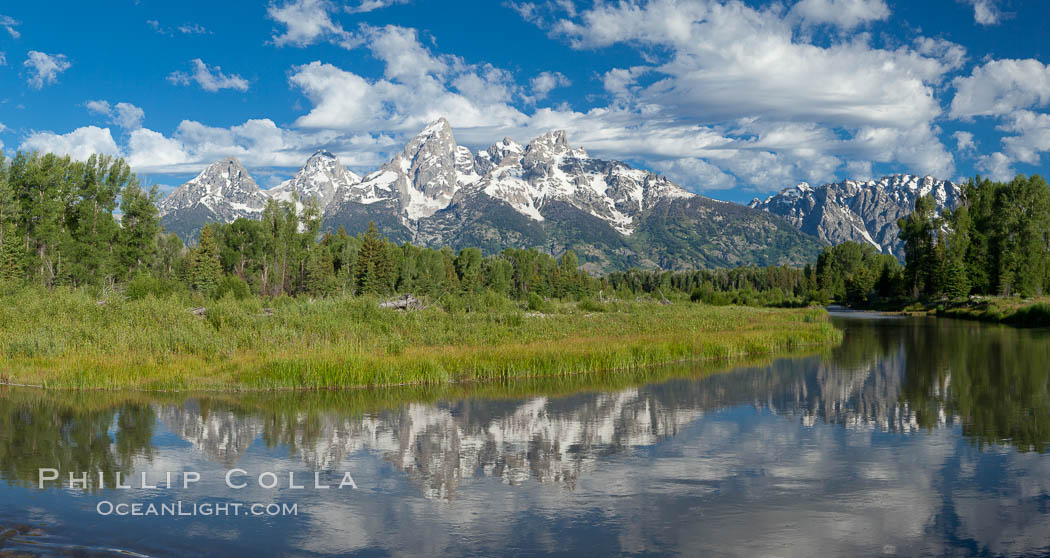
left=1, top=313, right=1049, bottom=557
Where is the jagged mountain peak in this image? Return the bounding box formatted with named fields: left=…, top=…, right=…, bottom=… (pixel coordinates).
left=200, top=156, right=252, bottom=182
left=306, top=149, right=337, bottom=162
left=156, top=155, right=268, bottom=238
left=476, top=137, right=526, bottom=173
left=270, top=149, right=361, bottom=210
left=161, top=118, right=824, bottom=272
left=531, top=129, right=569, bottom=148
left=401, top=118, right=457, bottom=159
left=418, top=116, right=452, bottom=136
left=524, top=129, right=587, bottom=163
left=751, top=173, right=961, bottom=257
left=336, top=119, right=465, bottom=221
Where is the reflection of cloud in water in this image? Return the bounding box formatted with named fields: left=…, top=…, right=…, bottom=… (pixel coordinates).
left=155, top=400, right=265, bottom=467
left=143, top=345, right=1050, bottom=555
left=6, top=315, right=1050, bottom=556
left=154, top=351, right=956, bottom=504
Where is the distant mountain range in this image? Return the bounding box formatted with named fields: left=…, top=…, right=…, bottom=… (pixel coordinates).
left=749, top=175, right=961, bottom=258
left=158, top=118, right=823, bottom=272
left=158, top=119, right=962, bottom=271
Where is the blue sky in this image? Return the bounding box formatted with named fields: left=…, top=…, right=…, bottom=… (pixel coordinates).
left=0, top=0, right=1048, bottom=202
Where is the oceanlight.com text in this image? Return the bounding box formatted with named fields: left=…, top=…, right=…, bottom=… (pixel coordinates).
left=96, top=501, right=299, bottom=517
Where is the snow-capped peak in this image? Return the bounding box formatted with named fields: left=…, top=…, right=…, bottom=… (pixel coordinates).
left=157, top=156, right=268, bottom=221
left=334, top=119, right=465, bottom=221
left=162, top=118, right=700, bottom=239
left=750, top=173, right=961, bottom=258
left=268, top=149, right=362, bottom=211
left=524, top=130, right=588, bottom=163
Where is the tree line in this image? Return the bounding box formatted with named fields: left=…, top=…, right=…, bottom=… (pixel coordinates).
left=797, top=173, right=1050, bottom=308
left=0, top=152, right=163, bottom=287
left=0, top=151, right=600, bottom=303
left=3, top=150, right=1045, bottom=307
left=899, top=174, right=1050, bottom=299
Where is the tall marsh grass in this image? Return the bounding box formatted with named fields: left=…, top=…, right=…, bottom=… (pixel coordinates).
left=0, top=287, right=842, bottom=391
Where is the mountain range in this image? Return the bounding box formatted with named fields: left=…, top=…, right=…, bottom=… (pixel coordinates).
left=749, top=175, right=961, bottom=258
left=157, top=118, right=962, bottom=271
left=158, top=118, right=823, bottom=272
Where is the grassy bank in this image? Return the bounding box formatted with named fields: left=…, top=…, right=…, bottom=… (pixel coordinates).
left=930, top=296, right=1050, bottom=327
left=0, top=287, right=841, bottom=391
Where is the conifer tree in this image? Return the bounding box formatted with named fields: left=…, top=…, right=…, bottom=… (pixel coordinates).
left=0, top=223, right=23, bottom=285
left=190, top=226, right=223, bottom=297
left=898, top=194, right=939, bottom=297
left=455, top=247, right=483, bottom=293
left=355, top=222, right=387, bottom=295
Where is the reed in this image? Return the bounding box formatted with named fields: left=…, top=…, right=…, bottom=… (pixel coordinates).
left=0, top=287, right=842, bottom=391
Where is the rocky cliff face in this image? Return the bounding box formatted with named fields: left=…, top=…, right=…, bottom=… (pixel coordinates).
left=749, top=174, right=961, bottom=258
left=268, top=150, right=361, bottom=212
left=157, top=157, right=269, bottom=240
left=159, top=119, right=823, bottom=271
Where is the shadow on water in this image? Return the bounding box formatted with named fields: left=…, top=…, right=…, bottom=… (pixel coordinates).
left=2, top=314, right=1050, bottom=556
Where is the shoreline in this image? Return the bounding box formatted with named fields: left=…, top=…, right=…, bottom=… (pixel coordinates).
left=830, top=297, right=1050, bottom=327
left=0, top=292, right=842, bottom=392
left=0, top=339, right=834, bottom=394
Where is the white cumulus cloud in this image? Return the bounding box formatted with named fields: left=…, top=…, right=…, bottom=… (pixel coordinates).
left=523, top=0, right=958, bottom=184
left=530, top=71, right=571, bottom=101
left=268, top=0, right=359, bottom=48
left=950, top=58, right=1050, bottom=119
left=167, top=59, right=250, bottom=92
left=650, top=157, right=737, bottom=191
left=790, top=0, right=890, bottom=30
left=23, top=51, right=71, bottom=89
left=978, top=152, right=1013, bottom=180
left=20, top=126, right=120, bottom=160
left=998, top=110, right=1050, bottom=166
left=953, top=131, right=976, bottom=154
left=964, top=0, right=1002, bottom=25
left=914, top=37, right=968, bottom=72
left=551, top=0, right=948, bottom=129
left=86, top=100, right=145, bottom=130
left=290, top=25, right=528, bottom=133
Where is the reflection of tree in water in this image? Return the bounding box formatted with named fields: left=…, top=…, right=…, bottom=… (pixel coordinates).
left=4, top=315, right=1049, bottom=500
left=897, top=319, right=1050, bottom=452
left=0, top=391, right=156, bottom=490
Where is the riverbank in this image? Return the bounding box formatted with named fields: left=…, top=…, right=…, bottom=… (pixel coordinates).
left=0, top=288, right=841, bottom=391
left=933, top=296, right=1050, bottom=327
left=863, top=295, right=1050, bottom=327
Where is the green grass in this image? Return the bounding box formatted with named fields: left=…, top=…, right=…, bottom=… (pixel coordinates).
left=0, top=287, right=842, bottom=391
left=934, top=296, right=1050, bottom=327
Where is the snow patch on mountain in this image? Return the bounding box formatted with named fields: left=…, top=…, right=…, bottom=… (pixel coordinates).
left=157, top=156, right=268, bottom=221
left=161, top=118, right=702, bottom=239
left=269, top=150, right=362, bottom=213
left=750, top=174, right=962, bottom=257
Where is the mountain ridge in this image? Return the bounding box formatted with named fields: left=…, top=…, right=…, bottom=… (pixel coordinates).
left=158, top=119, right=824, bottom=272
left=748, top=174, right=962, bottom=258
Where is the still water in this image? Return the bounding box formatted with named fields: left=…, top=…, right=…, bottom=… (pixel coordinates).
left=2, top=313, right=1050, bottom=557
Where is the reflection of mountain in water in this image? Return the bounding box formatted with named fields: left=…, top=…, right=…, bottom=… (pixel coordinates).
left=762, top=348, right=954, bottom=432
left=155, top=399, right=265, bottom=468
left=7, top=314, right=1047, bottom=500
left=158, top=388, right=706, bottom=499
left=153, top=327, right=966, bottom=499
